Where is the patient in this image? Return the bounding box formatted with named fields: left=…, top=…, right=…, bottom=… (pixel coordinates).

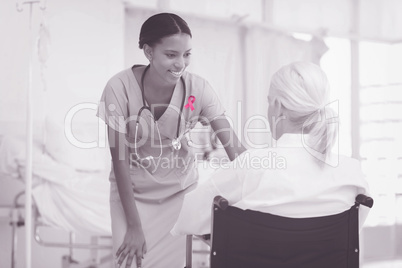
left=171, top=61, right=370, bottom=236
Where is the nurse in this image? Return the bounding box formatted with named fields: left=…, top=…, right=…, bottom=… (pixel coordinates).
left=97, top=13, right=245, bottom=268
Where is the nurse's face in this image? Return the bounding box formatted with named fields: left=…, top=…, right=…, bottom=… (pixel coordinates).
left=146, top=33, right=192, bottom=85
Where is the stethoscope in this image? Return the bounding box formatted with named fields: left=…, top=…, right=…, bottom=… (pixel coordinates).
left=134, top=65, right=188, bottom=161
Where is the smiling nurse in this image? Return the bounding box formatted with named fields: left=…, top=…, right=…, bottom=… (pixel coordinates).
left=97, top=13, right=246, bottom=268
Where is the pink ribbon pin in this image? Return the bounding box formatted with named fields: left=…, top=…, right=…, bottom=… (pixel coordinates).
left=184, top=96, right=196, bottom=111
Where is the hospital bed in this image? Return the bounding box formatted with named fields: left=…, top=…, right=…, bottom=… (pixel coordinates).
left=0, top=125, right=113, bottom=268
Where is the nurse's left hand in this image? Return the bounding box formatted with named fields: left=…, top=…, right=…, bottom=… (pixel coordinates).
left=116, top=226, right=147, bottom=268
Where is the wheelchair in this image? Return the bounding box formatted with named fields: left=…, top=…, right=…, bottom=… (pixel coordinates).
left=185, top=194, right=373, bottom=268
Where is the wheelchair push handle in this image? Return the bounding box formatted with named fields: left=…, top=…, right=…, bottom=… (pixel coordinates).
left=213, top=196, right=229, bottom=210
left=355, top=194, right=374, bottom=208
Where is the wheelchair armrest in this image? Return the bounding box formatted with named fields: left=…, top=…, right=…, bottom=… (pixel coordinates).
left=195, top=234, right=211, bottom=246
left=200, top=234, right=210, bottom=241
left=355, top=194, right=374, bottom=208
left=213, top=196, right=229, bottom=210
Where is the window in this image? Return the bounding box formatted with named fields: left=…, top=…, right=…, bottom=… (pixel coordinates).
left=322, top=39, right=402, bottom=226
left=359, top=42, right=402, bottom=226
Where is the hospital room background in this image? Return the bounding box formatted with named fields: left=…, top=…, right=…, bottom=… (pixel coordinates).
left=0, top=0, right=401, bottom=267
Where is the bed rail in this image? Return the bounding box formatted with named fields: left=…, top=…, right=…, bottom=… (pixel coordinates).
left=12, top=190, right=113, bottom=267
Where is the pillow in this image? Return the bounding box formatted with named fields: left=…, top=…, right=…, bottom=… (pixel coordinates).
left=45, top=117, right=110, bottom=172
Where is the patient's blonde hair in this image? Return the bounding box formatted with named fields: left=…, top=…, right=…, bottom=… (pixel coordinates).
left=269, top=61, right=338, bottom=164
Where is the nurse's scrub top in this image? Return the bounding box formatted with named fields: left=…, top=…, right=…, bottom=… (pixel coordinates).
left=96, top=65, right=225, bottom=268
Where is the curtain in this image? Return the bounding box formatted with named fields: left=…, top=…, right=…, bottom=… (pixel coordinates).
left=243, top=26, right=328, bottom=147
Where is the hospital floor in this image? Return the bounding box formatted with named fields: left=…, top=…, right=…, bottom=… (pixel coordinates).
left=362, top=259, right=402, bottom=267
left=190, top=259, right=402, bottom=268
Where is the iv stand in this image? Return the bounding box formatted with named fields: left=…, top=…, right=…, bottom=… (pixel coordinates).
left=16, top=1, right=46, bottom=268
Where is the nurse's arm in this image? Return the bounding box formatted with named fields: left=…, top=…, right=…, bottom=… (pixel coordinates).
left=210, top=116, right=246, bottom=161
left=108, top=127, right=146, bottom=267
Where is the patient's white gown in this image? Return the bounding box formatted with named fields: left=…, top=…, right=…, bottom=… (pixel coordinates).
left=97, top=65, right=225, bottom=268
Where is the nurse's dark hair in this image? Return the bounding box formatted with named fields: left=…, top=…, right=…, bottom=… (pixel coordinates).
left=138, top=13, right=192, bottom=49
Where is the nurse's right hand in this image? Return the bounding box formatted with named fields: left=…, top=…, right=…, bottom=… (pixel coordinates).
left=116, top=226, right=147, bottom=268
